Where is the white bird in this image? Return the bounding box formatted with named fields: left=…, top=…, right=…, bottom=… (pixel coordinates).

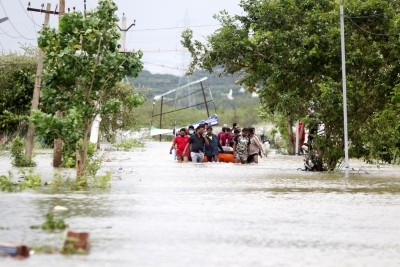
left=226, top=89, right=234, bottom=100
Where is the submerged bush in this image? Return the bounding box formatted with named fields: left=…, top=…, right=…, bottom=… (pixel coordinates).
left=41, top=213, right=68, bottom=231
left=46, top=172, right=112, bottom=191
left=11, top=136, right=36, bottom=167
left=0, top=170, right=42, bottom=192
left=31, top=212, right=68, bottom=231
left=114, top=139, right=144, bottom=151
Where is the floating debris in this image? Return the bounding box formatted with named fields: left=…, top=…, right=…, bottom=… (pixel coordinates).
left=53, top=205, right=68, bottom=211
left=0, top=242, right=30, bottom=259
left=62, top=231, right=90, bottom=255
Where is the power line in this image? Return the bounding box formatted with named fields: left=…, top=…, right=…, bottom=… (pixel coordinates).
left=0, top=0, right=36, bottom=40
left=347, top=17, right=396, bottom=36
left=143, top=61, right=188, bottom=71
left=0, top=26, right=21, bottom=39
left=140, top=48, right=187, bottom=53
left=18, top=0, right=42, bottom=27
left=129, top=24, right=220, bottom=32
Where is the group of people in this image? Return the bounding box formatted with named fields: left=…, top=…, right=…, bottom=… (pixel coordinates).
left=169, top=123, right=266, bottom=164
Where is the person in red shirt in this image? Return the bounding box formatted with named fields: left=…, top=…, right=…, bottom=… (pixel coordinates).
left=170, top=128, right=190, bottom=162
left=219, top=127, right=233, bottom=146
left=218, top=126, right=227, bottom=141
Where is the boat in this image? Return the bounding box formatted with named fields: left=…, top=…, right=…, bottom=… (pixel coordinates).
left=203, top=151, right=235, bottom=163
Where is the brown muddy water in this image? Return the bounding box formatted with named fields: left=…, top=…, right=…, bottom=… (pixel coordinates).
left=1, top=142, right=400, bottom=267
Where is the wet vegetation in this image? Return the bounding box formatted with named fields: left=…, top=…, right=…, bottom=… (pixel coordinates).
left=10, top=136, right=36, bottom=167
left=30, top=213, right=68, bottom=231
left=0, top=170, right=112, bottom=193
left=114, top=139, right=144, bottom=151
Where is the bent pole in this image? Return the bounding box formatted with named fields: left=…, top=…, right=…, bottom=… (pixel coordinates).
left=340, top=5, right=349, bottom=174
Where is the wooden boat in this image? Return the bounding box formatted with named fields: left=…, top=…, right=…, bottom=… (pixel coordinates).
left=203, top=151, right=235, bottom=163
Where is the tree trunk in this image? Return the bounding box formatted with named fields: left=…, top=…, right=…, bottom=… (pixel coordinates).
left=328, top=158, right=338, bottom=171
left=53, top=111, right=63, bottom=167
left=76, top=121, right=92, bottom=180
left=316, top=149, right=324, bottom=171
left=288, top=118, right=295, bottom=155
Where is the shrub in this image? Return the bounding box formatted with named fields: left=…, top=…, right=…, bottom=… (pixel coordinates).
left=11, top=136, right=36, bottom=167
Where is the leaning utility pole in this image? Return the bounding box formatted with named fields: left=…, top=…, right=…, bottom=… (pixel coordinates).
left=53, top=0, right=65, bottom=167
left=0, top=17, right=8, bottom=24
left=25, top=4, right=54, bottom=159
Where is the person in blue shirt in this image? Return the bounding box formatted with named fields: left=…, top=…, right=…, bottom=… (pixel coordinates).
left=205, top=127, right=223, bottom=162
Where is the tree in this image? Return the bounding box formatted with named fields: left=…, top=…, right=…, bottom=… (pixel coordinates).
left=0, top=52, right=37, bottom=139
left=99, top=82, right=145, bottom=142
left=182, top=0, right=400, bottom=169
left=32, top=0, right=143, bottom=179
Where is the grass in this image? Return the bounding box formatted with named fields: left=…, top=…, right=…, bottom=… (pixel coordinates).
left=114, top=139, right=144, bottom=151
left=30, top=212, right=68, bottom=231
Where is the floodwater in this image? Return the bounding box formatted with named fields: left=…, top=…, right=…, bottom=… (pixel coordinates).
left=1, top=142, right=400, bottom=267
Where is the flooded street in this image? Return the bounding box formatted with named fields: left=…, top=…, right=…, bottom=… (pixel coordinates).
left=1, top=142, right=400, bottom=267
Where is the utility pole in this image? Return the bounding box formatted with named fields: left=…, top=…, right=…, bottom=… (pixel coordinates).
left=340, top=5, right=349, bottom=174
left=117, top=14, right=135, bottom=52
left=25, top=4, right=54, bottom=159
left=53, top=0, right=66, bottom=167
left=59, top=0, right=65, bottom=16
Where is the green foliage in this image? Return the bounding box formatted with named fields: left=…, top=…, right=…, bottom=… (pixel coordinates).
left=19, top=169, right=42, bottom=189
left=61, top=237, right=87, bottom=255
left=182, top=0, right=400, bottom=167
left=40, top=213, right=68, bottom=231
left=91, top=172, right=112, bottom=190
left=46, top=172, right=111, bottom=191
left=10, top=137, right=36, bottom=167
left=0, top=170, right=42, bottom=192
left=35, top=0, right=143, bottom=177
left=0, top=52, right=37, bottom=136
left=0, top=172, right=16, bottom=192
left=100, top=82, right=145, bottom=142
left=114, top=139, right=144, bottom=151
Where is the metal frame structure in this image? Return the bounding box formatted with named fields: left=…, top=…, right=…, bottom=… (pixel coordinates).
left=150, top=77, right=216, bottom=141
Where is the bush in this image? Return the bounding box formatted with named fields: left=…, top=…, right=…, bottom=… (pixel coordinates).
left=114, top=139, right=144, bottom=151
left=11, top=136, right=36, bottom=167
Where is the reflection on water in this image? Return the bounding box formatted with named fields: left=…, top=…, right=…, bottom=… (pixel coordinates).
left=1, top=142, right=400, bottom=267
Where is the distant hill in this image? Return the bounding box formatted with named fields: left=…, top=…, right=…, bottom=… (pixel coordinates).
left=127, top=69, right=256, bottom=108
left=127, top=69, right=262, bottom=128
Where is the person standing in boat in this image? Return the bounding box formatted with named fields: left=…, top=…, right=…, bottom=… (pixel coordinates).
left=170, top=128, right=190, bottom=163
left=205, top=127, right=223, bottom=162
left=183, top=124, right=209, bottom=163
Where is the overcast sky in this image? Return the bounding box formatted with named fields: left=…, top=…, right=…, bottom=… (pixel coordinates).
left=0, top=0, right=242, bottom=75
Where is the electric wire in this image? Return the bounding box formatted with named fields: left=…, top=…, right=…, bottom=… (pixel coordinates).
left=347, top=17, right=397, bottom=36
left=18, top=0, right=42, bottom=28
left=0, top=27, right=21, bottom=39
left=129, top=24, right=220, bottom=32
left=143, top=61, right=188, bottom=71
left=0, top=0, right=36, bottom=40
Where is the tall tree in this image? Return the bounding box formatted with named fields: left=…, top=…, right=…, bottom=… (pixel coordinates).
left=182, top=0, right=400, bottom=169
left=0, top=52, right=36, bottom=138
left=32, top=0, right=143, bottom=179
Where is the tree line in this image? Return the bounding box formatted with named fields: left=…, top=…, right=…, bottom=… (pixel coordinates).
left=182, top=0, right=400, bottom=169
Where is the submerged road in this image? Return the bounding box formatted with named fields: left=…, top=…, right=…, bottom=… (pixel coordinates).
left=1, top=142, right=400, bottom=267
